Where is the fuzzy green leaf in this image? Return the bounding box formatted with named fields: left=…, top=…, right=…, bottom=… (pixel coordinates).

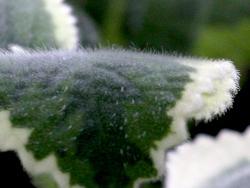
left=0, top=49, right=238, bottom=188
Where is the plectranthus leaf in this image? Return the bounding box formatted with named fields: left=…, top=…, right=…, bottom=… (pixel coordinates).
left=0, top=49, right=238, bottom=188
left=166, top=128, right=250, bottom=188
left=0, top=0, right=79, bottom=49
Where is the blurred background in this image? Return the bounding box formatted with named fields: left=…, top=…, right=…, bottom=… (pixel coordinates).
left=65, top=0, right=250, bottom=137
left=1, top=0, right=249, bottom=187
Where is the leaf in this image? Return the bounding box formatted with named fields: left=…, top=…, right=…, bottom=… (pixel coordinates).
left=0, top=49, right=238, bottom=187
left=166, top=128, right=250, bottom=188
left=0, top=0, right=79, bottom=49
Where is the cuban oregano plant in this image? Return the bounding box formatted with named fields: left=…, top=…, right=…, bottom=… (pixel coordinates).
left=0, top=49, right=238, bottom=188
left=0, top=0, right=79, bottom=49
left=166, top=128, right=250, bottom=188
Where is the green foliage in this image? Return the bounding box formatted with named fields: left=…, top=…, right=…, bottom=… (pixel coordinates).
left=0, top=49, right=192, bottom=187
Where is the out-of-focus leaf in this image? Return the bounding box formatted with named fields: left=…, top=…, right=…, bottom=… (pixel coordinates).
left=0, top=0, right=79, bottom=49
left=166, top=128, right=250, bottom=188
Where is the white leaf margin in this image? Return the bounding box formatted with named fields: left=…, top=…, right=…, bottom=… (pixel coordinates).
left=0, top=111, right=84, bottom=188
left=149, top=58, right=239, bottom=179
